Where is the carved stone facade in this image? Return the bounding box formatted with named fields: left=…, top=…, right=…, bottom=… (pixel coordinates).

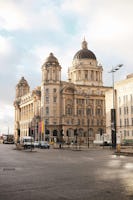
left=14, top=39, right=110, bottom=144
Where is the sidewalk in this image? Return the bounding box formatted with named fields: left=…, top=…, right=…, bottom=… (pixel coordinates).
left=115, top=145, right=133, bottom=156
left=51, top=143, right=112, bottom=151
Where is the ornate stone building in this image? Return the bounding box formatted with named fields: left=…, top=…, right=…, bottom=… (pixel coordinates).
left=14, top=39, right=110, bottom=144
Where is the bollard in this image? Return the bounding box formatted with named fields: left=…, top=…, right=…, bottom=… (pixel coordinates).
left=116, top=144, right=121, bottom=153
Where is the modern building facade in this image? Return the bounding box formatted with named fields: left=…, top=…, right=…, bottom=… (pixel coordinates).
left=105, top=73, right=133, bottom=144
left=14, top=39, right=110, bottom=144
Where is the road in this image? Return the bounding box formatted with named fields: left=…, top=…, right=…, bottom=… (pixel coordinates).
left=0, top=144, right=133, bottom=200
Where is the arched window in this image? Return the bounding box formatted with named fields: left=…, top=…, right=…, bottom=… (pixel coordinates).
left=78, top=119, right=80, bottom=125
left=96, top=107, right=102, bottom=116
left=53, top=88, right=56, bottom=93
left=66, top=106, right=72, bottom=115
left=85, top=71, right=88, bottom=80
left=53, top=130, right=57, bottom=136
left=86, top=107, right=93, bottom=115
left=46, top=88, right=49, bottom=94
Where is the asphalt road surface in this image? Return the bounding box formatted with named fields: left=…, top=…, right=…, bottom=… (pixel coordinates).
left=0, top=144, right=133, bottom=200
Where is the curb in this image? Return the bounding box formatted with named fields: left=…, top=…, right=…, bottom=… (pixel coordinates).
left=115, top=151, right=133, bottom=156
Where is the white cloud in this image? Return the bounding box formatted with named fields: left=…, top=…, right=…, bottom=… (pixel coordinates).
left=61, top=0, right=91, bottom=15
left=0, top=35, right=12, bottom=54
left=0, top=1, right=29, bottom=30
left=0, top=0, right=62, bottom=31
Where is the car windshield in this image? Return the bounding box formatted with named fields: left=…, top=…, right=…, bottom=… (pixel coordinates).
left=24, top=139, right=34, bottom=142
left=40, top=141, right=48, bottom=144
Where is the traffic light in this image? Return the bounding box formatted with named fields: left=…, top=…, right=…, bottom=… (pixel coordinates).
left=66, top=130, right=69, bottom=136
left=46, top=129, right=50, bottom=135
left=74, top=129, right=78, bottom=136
left=31, top=129, right=34, bottom=136
left=100, top=129, right=103, bottom=136
left=17, top=129, right=20, bottom=136
left=28, top=127, right=31, bottom=135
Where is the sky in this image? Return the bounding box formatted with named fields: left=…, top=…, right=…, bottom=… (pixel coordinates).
left=0, top=0, right=133, bottom=134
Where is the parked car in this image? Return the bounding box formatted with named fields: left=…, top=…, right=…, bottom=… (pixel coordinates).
left=39, top=141, right=50, bottom=149
left=34, top=141, right=39, bottom=148
left=3, top=134, right=14, bottom=144
left=20, top=136, right=34, bottom=149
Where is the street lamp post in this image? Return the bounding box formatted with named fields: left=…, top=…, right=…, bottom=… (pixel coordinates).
left=109, top=64, right=123, bottom=149
left=88, top=128, right=90, bottom=148
left=85, top=95, right=90, bottom=148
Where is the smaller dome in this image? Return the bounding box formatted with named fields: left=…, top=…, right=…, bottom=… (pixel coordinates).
left=45, top=52, right=59, bottom=65
left=73, top=39, right=96, bottom=60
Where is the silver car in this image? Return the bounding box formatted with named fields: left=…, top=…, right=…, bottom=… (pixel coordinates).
left=39, top=141, right=50, bottom=149
left=34, top=141, right=39, bottom=148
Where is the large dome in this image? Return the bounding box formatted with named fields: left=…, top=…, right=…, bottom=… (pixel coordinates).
left=73, top=40, right=96, bottom=60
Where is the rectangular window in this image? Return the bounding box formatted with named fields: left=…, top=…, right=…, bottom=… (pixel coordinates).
left=131, top=106, right=133, bottom=114
left=127, top=118, right=129, bottom=126
left=45, top=119, right=49, bottom=125
left=46, top=96, right=49, bottom=103
left=124, top=107, right=127, bottom=115
left=126, top=107, right=128, bottom=114
left=46, top=88, right=49, bottom=94
left=132, top=118, right=133, bottom=126
left=78, top=109, right=81, bottom=115
left=71, top=119, right=74, bottom=124
left=85, top=72, right=88, bottom=80
left=53, top=97, right=57, bottom=103
left=123, top=96, right=125, bottom=104
left=124, top=130, right=126, bottom=137
left=124, top=119, right=126, bottom=126
left=119, top=97, right=121, bottom=105
left=120, top=119, right=122, bottom=127
left=46, top=107, right=49, bottom=115
left=130, top=94, right=133, bottom=104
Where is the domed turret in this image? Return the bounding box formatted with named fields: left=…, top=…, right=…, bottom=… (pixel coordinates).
left=17, top=77, right=29, bottom=87
left=44, top=53, right=59, bottom=66
left=16, top=77, right=30, bottom=98
left=42, top=53, right=61, bottom=83
left=73, top=39, right=96, bottom=60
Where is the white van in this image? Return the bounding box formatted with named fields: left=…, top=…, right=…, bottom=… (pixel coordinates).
left=20, top=136, right=34, bottom=149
